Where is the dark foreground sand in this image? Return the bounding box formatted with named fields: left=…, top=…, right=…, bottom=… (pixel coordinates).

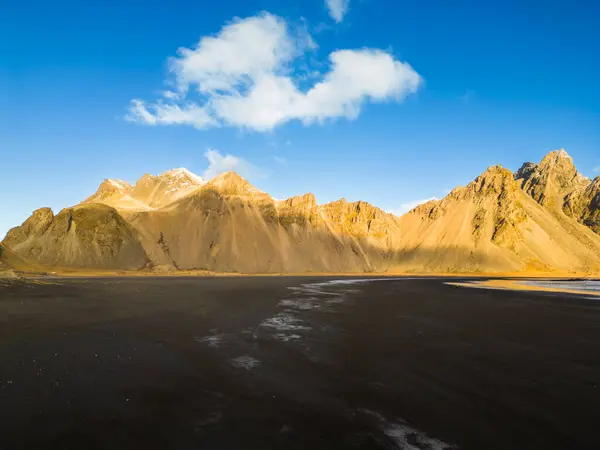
left=0, top=276, right=599, bottom=450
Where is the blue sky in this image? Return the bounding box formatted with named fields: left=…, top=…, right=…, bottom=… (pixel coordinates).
left=1, top=0, right=599, bottom=238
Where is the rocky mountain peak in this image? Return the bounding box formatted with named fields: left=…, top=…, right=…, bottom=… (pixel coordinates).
left=204, top=172, right=266, bottom=198
left=321, top=198, right=348, bottom=209
left=136, top=174, right=154, bottom=186
left=317, top=199, right=400, bottom=242
left=514, top=162, right=538, bottom=180
left=276, top=193, right=319, bottom=227
left=3, top=207, right=55, bottom=248
left=408, top=199, right=440, bottom=217
left=323, top=199, right=388, bottom=220
left=469, top=165, right=517, bottom=197
left=541, top=148, right=570, bottom=162
left=544, top=148, right=572, bottom=161
left=516, top=149, right=589, bottom=207
left=159, top=168, right=206, bottom=186
left=283, top=193, right=317, bottom=210
left=31, top=207, right=55, bottom=222
left=537, top=149, right=578, bottom=176
left=101, top=179, right=132, bottom=193
left=108, top=179, right=131, bottom=189
left=84, top=179, right=133, bottom=204
left=133, top=168, right=204, bottom=192
left=512, top=150, right=599, bottom=234
left=123, top=168, right=206, bottom=209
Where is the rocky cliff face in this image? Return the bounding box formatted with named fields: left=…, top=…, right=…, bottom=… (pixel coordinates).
left=4, top=150, right=600, bottom=274
left=563, top=177, right=600, bottom=235
left=516, top=149, right=588, bottom=207
left=515, top=149, right=600, bottom=235
left=3, top=204, right=149, bottom=270
left=124, top=174, right=404, bottom=273
left=396, top=164, right=600, bottom=273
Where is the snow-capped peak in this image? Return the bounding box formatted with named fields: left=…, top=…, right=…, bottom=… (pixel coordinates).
left=107, top=179, right=129, bottom=190
left=162, top=168, right=205, bottom=185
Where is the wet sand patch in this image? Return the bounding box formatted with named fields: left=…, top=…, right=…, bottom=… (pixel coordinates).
left=449, top=278, right=600, bottom=297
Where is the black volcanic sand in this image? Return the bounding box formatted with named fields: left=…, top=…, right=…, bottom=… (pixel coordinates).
left=0, top=277, right=599, bottom=450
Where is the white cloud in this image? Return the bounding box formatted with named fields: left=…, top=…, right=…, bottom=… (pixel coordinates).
left=162, top=90, right=181, bottom=100
left=274, top=156, right=287, bottom=164
left=127, top=12, right=422, bottom=133
left=202, top=149, right=261, bottom=179
left=170, top=12, right=295, bottom=94
left=390, top=197, right=439, bottom=216
left=325, top=0, right=350, bottom=23
left=127, top=100, right=216, bottom=129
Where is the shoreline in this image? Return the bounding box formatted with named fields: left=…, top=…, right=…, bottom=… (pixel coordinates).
left=2, top=266, right=599, bottom=281
left=449, top=279, right=600, bottom=297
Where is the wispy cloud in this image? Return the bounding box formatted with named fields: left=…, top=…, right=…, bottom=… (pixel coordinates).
left=203, top=149, right=262, bottom=179
left=127, top=100, right=217, bottom=129
left=325, top=0, right=350, bottom=23
left=127, top=12, right=422, bottom=133
left=274, top=156, right=287, bottom=164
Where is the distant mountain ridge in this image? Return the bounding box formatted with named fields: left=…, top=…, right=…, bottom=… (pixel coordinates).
left=3, top=149, right=600, bottom=274
left=84, top=167, right=206, bottom=211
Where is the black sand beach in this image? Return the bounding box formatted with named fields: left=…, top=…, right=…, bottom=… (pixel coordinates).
left=0, top=276, right=599, bottom=449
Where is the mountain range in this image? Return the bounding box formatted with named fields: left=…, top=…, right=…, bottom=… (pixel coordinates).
left=2, top=149, right=599, bottom=275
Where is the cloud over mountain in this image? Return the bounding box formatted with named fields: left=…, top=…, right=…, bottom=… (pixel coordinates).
left=202, top=149, right=261, bottom=180
left=127, top=12, right=422, bottom=132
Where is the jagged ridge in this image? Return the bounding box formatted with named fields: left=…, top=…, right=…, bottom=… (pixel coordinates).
left=516, top=149, right=599, bottom=234
left=3, top=150, right=600, bottom=274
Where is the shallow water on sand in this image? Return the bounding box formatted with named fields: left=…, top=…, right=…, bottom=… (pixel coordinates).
left=521, top=279, right=600, bottom=293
